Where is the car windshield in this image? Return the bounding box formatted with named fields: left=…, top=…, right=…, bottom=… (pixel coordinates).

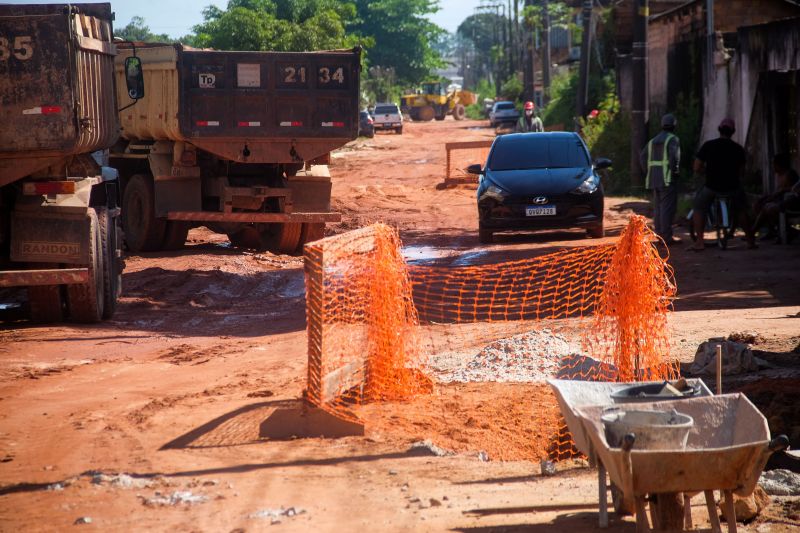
left=375, top=105, right=398, bottom=114
left=488, top=136, right=590, bottom=171
left=495, top=102, right=515, bottom=111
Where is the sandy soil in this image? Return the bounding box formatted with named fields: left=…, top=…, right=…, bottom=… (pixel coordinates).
left=1, top=119, right=799, bottom=531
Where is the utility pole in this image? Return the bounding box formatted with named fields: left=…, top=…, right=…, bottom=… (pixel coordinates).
left=508, top=0, right=515, bottom=76
left=575, top=0, right=593, bottom=120
left=522, top=0, right=535, bottom=101
left=630, top=0, right=649, bottom=189
left=542, top=0, right=551, bottom=106
left=514, top=0, right=521, bottom=76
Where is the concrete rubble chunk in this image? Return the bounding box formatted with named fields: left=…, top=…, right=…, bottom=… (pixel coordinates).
left=92, top=473, right=153, bottom=489
left=690, top=340, right=763, bottom=376
left=139, top=490, right=208, bottom=507
left=759, top=469, right=800, bottom=496
left=540, top=460, right=557, bottom=476
left=407, top=440, right=453, bottom=457
left=248, top=507, right=306, bottom=523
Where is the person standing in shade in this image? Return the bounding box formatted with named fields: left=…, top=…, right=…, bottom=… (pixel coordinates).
left=640, top=113, right=681, bottom=244
left=691, top=118, right=756, bottom=250
left=517, top=101, right=544, bottom=133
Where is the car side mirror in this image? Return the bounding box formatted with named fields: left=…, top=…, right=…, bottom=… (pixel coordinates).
left=466, top=164, right=483, bottom=175
left=125, top=56, right=145, bottom=100
left=594, top=157, right=612, bottom=170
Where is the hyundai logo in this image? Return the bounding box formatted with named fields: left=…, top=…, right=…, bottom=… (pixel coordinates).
left=532, top=196, right=548, bottom=205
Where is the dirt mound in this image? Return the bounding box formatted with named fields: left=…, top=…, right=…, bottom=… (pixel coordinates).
left=364, top=382, right=569, bottom=461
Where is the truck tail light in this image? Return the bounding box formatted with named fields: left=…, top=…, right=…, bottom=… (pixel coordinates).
left=23, top=181, right=76, bottom=195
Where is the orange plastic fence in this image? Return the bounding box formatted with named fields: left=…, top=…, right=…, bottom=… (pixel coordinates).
left=445, top=140, right=493, bottom=184
left=304, top=216, right=677, bottom=458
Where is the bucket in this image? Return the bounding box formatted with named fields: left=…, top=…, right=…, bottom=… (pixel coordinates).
left=601, top=408, right=694, bottom=450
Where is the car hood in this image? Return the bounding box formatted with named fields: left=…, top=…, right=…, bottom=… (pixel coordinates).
left=486, top=167, right=590, bottom=195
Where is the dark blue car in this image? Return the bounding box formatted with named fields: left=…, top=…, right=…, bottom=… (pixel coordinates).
left=468, top=132, right=610, bottom=243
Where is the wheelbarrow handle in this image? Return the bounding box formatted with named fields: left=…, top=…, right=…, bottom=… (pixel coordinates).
left=769, top=435, right=790, bottom=453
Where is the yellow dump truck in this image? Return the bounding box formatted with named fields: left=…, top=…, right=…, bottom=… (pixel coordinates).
left=110, top=44, right=361, bottom=253
left=401, top=82, right=477, bottom=122
left=0, top=3, right=133, bottom=322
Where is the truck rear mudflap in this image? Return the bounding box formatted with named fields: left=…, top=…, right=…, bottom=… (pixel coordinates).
left=166, top=212, right=341, bottom=223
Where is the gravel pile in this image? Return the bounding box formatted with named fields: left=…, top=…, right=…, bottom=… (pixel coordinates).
left=426, top=329, right=583, bottom=383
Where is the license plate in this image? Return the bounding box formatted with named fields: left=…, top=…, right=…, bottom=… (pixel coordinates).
left=526, top=205, right=556, bottom=216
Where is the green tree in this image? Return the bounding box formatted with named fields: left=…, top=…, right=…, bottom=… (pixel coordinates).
left=115, top=16, right=173, bottom=43
left=191, top=0, right=358, bottom=52
left=351, top=0, right=445, bottom=85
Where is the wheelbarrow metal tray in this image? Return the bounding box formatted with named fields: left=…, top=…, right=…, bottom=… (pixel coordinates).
left=547, top=379, right=713, bottom=455
left=577, top=394, right=771, bottom=496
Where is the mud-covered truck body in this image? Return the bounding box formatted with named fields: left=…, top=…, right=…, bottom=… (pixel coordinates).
left=111, top=44, right=361, bottom=253
left=0, top=3, right=123, bottom=322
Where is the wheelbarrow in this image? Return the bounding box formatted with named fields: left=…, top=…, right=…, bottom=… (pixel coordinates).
left=548, top=380, right=789, bottom=532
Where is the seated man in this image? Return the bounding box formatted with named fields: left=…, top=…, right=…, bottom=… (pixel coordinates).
left=753, top=153, right=799, bottom=239
left=691, top=118, right=755, bottom=250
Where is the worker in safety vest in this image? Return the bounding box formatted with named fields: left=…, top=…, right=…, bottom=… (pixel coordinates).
left=640, top=113, right=681, bottom=244
left=517, top=101, right=544, bottom=133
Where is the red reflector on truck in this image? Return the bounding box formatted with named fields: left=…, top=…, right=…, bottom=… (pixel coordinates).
left=196, top=120, right=220, bottom=127
left=22, top=105, right=62, bottom=115
left=22, top=181, right=76, bottom=195
left=238, top=121, right=261, bottom=127
left=279, top=121, right=303, bottom=127
left=321, top=121, right=345, bottom=127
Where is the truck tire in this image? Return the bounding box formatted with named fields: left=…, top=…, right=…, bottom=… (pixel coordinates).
left=97, top=207, right=121, bottom=319
left=28, top=266, right=64, bottom=322
left=418, top=106, right=435, bottom=122
left=395, top=127, right=403, bottom=135
left=67, top=209, right=104, bottom=323
left=161, top=221, right=190, bottom=250
left=228, top=223, right=302, bottom=254
left=122, top=174, right=165, bottom=253
left=264, top=223, right=302, bottom=254
left=453, top=104, right=466, bottom=120
left=296, top=223, right=325, bottom=254
left=479, top=227, right=494, bottom=244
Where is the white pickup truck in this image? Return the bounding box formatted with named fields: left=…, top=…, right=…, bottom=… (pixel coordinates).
left=372, top=103, right=403, bottom=134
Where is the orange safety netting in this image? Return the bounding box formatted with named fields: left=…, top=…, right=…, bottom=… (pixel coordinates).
left=304, top=215, right=678, bottom=459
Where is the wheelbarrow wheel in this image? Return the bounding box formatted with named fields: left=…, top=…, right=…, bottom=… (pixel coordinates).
left=611, top=482, right=634, bottom=516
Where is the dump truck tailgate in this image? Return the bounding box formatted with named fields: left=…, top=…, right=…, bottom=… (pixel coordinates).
left=179, top=49, right=360, bottom=141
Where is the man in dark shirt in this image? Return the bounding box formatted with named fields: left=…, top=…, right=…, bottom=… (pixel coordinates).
left=690, top=118, right=755, bottom=250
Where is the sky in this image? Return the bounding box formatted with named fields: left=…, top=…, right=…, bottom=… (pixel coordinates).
left=4, top=0, right=484, bottom=37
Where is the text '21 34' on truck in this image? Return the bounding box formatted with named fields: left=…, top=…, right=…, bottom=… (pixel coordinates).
left=111, top=44, right=361, bottom=254
left=0, top=3, right=131, bottom=323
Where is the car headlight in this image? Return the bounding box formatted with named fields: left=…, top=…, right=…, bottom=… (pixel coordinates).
left=572, top=174, right=600, bottom=194
left=480, top=182, right=509, bottom=202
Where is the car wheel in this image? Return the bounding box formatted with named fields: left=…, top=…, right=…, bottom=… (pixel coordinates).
left=396, top=127, right=403, bottom=134
left=587, top=223, right=605, bottom=238
left=479, top=227, right=493, bottom=244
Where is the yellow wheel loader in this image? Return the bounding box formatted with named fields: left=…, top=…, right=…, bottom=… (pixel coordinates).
left=401, top=82, right=477, bottom=122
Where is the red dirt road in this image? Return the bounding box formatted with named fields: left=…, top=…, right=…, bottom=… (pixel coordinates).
left=1, top=119, right=799, bottom=531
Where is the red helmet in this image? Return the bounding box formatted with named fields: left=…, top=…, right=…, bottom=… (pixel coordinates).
left=524, top=101, right=535, bottom=110
left=718, top=117, right=736, bottom=132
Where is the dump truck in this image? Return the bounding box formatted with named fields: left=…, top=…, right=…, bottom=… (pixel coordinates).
left=111, top=44, right=361, bottom=254
left=400, top=82, right=477, bottom=122
left=0, top=3, right=134, bottom=322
